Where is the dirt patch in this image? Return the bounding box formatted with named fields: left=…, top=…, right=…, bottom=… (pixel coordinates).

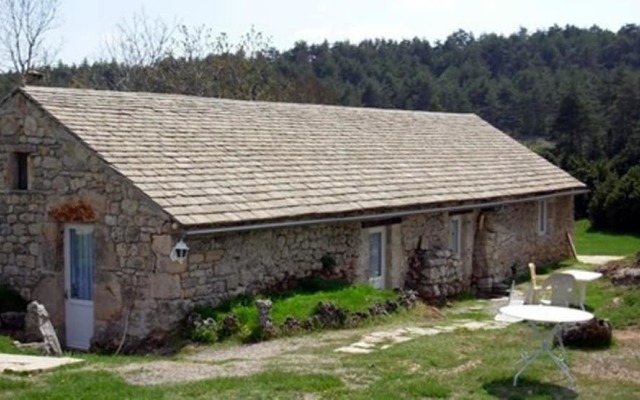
left=574, top=329, right=640, bottom=384
left=614, top=329, right=640, bottom=342
left=109, top=329, right=357, bottom=385
left=116, top=360, right=260, bottom=385
left=432, top=359, right=481, bottom=377
left=186, top=329, right=352, bottom=363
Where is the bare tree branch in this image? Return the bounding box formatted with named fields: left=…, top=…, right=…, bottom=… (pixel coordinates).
left=0, top=0, right=61, bottom=74
left=105, top=8, right=175, bottom=67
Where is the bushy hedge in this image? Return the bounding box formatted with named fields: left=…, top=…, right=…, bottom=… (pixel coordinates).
left=589, top=166, right=640, bottom=232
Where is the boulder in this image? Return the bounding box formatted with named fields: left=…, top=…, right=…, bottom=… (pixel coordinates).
left=559, top=318, right=612, bottom=348
left=24, top=301, right=62, bottom=356
left=218, top=313, right=240, bottom=339
left=611, top=268, right=640, bottom=286
left=256, top=299, right=273, bottom=330
left=316, top=301, right=349, bottom=328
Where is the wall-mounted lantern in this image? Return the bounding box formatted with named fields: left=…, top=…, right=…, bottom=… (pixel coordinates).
left=170, top=238, right=189, bottom=264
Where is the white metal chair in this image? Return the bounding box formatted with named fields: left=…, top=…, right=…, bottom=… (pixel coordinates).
left=524, top=263, right=544, bottom=304
left=495, top=281, right=525, bottom=323
left=538, top=274, right=576, bottom=308
left=528, top=263, right=541, bottom=291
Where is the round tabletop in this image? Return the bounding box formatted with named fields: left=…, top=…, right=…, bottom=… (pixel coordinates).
left=561, top=269, right=603, bottom=282
left=499, top=305, right=594, bottom=323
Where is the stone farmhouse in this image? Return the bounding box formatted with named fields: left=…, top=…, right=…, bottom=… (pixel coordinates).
left=0, top=86, right=586, bottom=350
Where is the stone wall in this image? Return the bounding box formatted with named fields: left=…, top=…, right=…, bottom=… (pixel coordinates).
left=182, top=222, right=362, bottom=305
left=0, top=92, right=181, bottom=347
left=406, top=248, right=466, bottom=299
left=399, top=212, right=475, bottom=298
left=472, top=196, right=574, bottom=289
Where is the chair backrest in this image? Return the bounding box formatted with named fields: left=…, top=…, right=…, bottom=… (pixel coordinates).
left=528, top=262, right=539, bottom=288
left=507, top=280, right=524, bottom=305
left=541, top=273, right=576, bottom=307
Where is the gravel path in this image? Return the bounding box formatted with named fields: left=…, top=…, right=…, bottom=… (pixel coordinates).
left=112, top=329, right=356, bottom=385
left=577, top=255, right=625, bottom=265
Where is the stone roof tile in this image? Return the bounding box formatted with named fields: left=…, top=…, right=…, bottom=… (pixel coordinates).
left=22, top=86, right=585, bottom=227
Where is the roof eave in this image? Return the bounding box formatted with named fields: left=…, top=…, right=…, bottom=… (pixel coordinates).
left=181, top=187, right=588, bottom=237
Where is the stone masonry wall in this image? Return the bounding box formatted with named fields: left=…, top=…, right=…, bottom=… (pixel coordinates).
left=406, top=248, right=466, bottom=299
left=400, top=212, right=474, bottom=298
left=473, top=196, right=574, bottom=289
left=183, top=222, right=362, bottom=305
left=0, top=92, right=181, bottom=346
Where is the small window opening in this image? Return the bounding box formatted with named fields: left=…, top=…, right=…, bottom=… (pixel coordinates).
left=15, top=152, right=29, bottom=190
left=538, top=200, right=548, bottom=235
left=450, top=216, right=462, bottom=258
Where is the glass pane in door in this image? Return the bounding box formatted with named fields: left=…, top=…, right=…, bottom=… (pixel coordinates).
left=369, top=232, right=382, bottom=278
left=69, top=228, right=93, bottom=300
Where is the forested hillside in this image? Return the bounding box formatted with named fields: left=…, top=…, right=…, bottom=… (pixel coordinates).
left=2, top=24, right=639, bottom=232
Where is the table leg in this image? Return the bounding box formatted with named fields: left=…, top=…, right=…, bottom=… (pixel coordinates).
left=513, top=323, right=575, bottom=387
left=575, top=281, right=587, bottom=310
left=514, top=349, right=542, bottom=386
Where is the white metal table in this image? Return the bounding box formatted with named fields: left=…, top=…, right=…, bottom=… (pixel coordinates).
left=499, top=305, right=593, bottom=386
left=561, top=270, right=603, bottom=310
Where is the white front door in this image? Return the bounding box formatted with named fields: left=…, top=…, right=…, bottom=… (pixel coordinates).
left=64, top=224, right=95, bottom=350
left=368, top=227, right=386, bottom=289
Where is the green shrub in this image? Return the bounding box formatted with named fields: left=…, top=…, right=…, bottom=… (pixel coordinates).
left=190, top=325, right=218, bottom=344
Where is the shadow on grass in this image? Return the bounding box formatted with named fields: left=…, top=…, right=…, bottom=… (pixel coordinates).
left=483, top=377, right=578, bottom=399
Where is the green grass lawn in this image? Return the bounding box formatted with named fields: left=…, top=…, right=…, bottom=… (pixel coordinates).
left=575, top=219, right=640, bottom=256
left=2, top=271, right=639, bottom=399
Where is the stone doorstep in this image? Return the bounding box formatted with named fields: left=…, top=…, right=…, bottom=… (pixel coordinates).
left=0, top=354, right=83, bottom=373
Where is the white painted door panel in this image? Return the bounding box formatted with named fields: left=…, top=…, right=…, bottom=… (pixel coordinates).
left=65, top=225, right=94, bottom=350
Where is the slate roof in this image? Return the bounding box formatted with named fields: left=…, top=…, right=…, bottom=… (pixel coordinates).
left=20, top=86, right=585, bottom=227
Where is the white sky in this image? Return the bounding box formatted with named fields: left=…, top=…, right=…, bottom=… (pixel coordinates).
left=53, top=0, right=640, bottom=64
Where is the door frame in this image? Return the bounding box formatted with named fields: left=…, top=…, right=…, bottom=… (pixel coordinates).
left=368, top=226, right=387, bottom=289
left=64, top=223, right=95, bottom=350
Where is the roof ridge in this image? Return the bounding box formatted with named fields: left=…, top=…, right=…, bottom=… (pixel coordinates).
left=22, top=85, right=477, bottom=118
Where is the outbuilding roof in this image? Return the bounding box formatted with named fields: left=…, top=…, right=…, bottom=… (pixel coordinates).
left=20, top=86, right=585, bottom=227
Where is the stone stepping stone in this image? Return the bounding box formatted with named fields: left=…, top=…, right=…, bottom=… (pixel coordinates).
left=335, top=320, right=510, bottom=354
left=0, top=354, right=83, bottom=373
left=351, top=341, right=376, bottom=349
left=405, top=327, right=442, bottom=336
left=334, top=346, right=373, bottom=354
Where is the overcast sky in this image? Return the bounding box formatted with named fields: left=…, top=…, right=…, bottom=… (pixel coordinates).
left=54, top=0, right=640, bottom=64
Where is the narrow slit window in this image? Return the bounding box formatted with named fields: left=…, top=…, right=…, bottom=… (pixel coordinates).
left=450, top=216, right=462, bottom=257
left=16, top=152, right=29, bottom=190
left=538, top=200, right=548, bottom=235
